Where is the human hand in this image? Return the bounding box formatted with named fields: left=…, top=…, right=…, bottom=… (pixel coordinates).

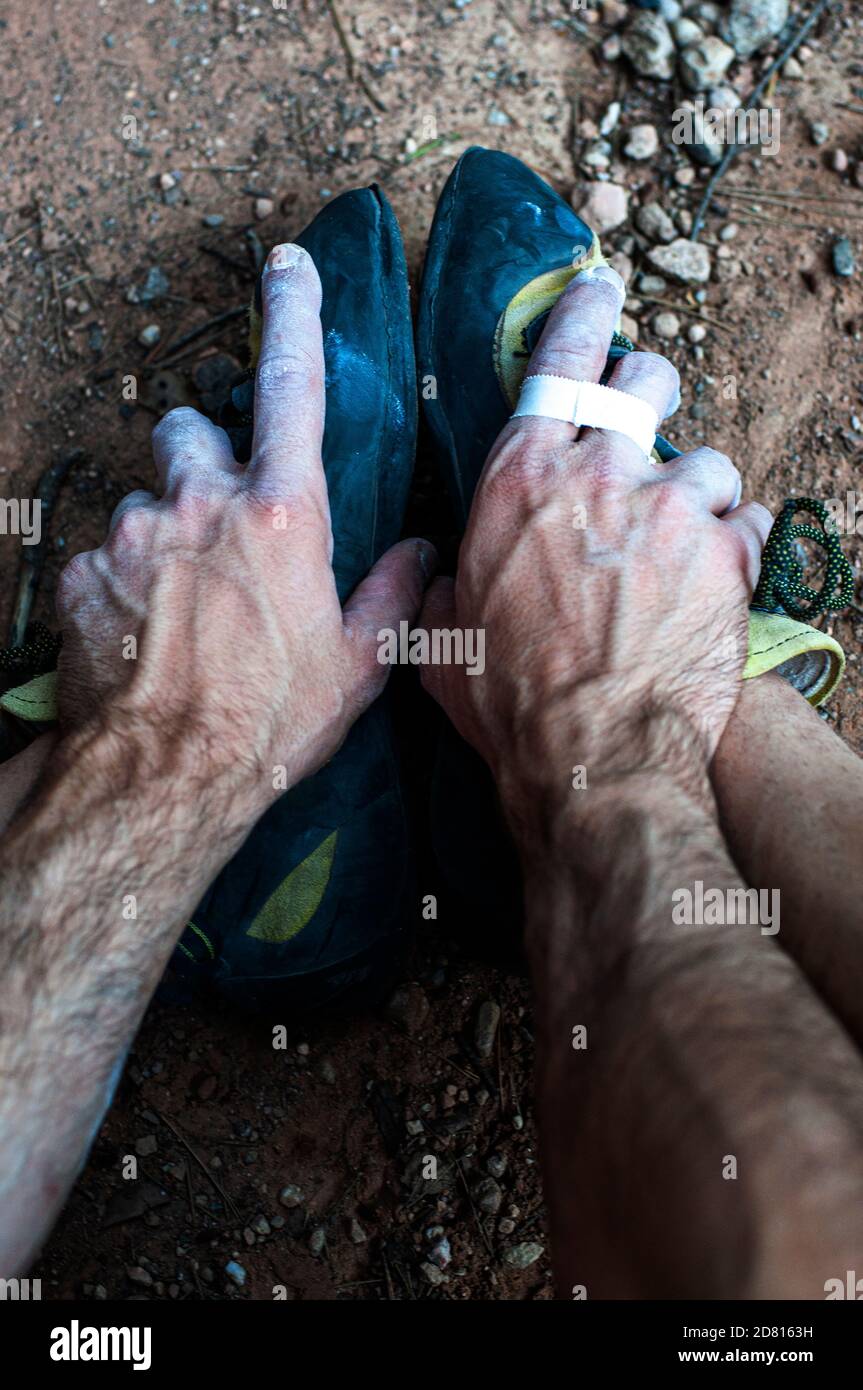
left=420, top=266, right=770, bottom=819
left=55, top=243, right=434, bottom=806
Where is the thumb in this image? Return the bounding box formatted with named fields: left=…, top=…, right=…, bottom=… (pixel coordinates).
left=342, top=538, right=437, bottom=706
left=417, top=574, right=460, bottom=712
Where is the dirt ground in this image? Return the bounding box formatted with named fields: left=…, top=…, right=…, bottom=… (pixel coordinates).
left=1, top=0, right=862, bottom=1301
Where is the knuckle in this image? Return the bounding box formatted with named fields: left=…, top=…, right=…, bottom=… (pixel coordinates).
left=256, top=347, right=323, bottom=393
left=153, top=406, right=202, bottom=441
left=687, top=445, right=736, bottom=476
left=575, top=432, right=631, bottom=491
left=531, top=329, right=601, bottom=380
left=242, top=485, right=324, bottom=538
left=625, top=350, right=680, bottom=399
left=646, top=477, right=699, bottom=528
left=109, top=507, right=150, bottom=549
left=484, top=431, right=560, bottom=500
left=55, top=552, right=93, bottom=611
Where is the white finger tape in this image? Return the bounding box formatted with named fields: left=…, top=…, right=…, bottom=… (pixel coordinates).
left=512, top=374, right=658, bottom=457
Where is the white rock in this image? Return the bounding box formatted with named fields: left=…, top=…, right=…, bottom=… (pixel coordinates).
left=709, top=84, right=741, bottom=111
left=679, top=35, right=735, bottom=91
left=577, top=181, right=629, bottom=234
left=647, top=237, right=712, bottom=284
left=672, top=17, right=703, bottom=46
left=636, top=202, right=677, bottom=244
left=623, top=123, right=659, bottom=160
left=653, top=311, right=681, bottom=339
left=722, top=0, right=788, bottom=58
left=688, top=323, right=708, bottom=343
left=600, top=101, right=622, bottom=136
left=621, top=12, right=675, bottom=80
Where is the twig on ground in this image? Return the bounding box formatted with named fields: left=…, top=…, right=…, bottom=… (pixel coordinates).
left=8, top=449, right=83, bottom=648
left=198, top=244, right=254, bottom=278
left=146, top=305, right=247, bottom=366
left=153, top=1107, right=242, bottom=1222
left=636, top=297, right=733, bottom=333
left=49, top=261, right=67, bottom=365
left=174, top=164, right=251, bottom=173
left=0, top=223, right=38, bottom=252
left=325, top=0, right=388, bottom=112
left=692, top=0, right=832, bottom=240
left=456, top=1156, right=495, bottom=1257
left=708, top=187, right=863, bottom=208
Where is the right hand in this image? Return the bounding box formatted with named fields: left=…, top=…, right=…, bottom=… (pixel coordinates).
left=420, top=266, right=771, bottom=810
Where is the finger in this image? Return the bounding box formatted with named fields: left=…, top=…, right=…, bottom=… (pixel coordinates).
left=722, top=500, right=773, bottom=591
left=606, top=350, right=681, bottom=422
left=151, top=407, right=238, bottom=494
left=498, top=265, right=627, bottom=456
left=342, top=539, right=438, bottom=707
left=416, top=575, right=459, bottom=713
left=659, top=446, right=742, bottom=516
left=250, top=242, right=326, bottom=503
left=108, top=490, right=157, bottom=533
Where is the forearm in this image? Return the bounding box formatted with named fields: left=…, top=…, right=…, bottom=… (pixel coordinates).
left=714, top=672, right=863, bottom=1046
left=510, top=754, right=863, bottom=1299
left=0, top=733, right=57, bottom=834
left=0, top=716, right=266, bottom=1275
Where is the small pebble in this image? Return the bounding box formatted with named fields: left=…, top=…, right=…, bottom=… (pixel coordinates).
left=636, top=202, right=676, bottom=244
left=623, top=123, right=659, bottom=161
left=474, top=999, right=501, bottom=1059
left=473, top=1177, right=504, bottom=1215
left=832, top=237, right=855, bottom=279
left=138, top=325, right=161, bottom=348
left=653, top=311, right=681, bottom=340
left=688, top=323, right=708, bottom=344
left=719, top=222, right=739, bottom=242
left=599, top=101, right=621, bottom=136
left=832, top=149, right=849, bottom=174
left=278, top=1184, right=305, bottom=1209
left=504, top=1241, right=544, bottom=1269
left=225, top=1260, right=247, bottom=1287
left=254, top=197, right=274, bottom=220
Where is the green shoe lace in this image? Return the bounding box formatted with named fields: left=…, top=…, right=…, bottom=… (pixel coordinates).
left=751, top=498, right=855, bottom=620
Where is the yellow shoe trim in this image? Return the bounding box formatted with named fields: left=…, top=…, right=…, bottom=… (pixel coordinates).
left=0, top=671, right=59, bottom=722
left=493, top=238, right=608, bottom=410
left=744, top=611, right=845, bottom=706
left=245, top=830, right=338, bottom=944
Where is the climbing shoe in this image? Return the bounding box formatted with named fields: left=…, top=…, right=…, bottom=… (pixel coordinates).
left=2, top=185, right=419, bottom=1014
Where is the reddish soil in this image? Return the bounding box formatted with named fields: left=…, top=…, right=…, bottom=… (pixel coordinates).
left=1, top=0, right=861, bottom=1300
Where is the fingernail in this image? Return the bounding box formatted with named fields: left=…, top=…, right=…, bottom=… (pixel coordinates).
left=573, top=264, right=626, bottom=301
left=264, top=242, right=306, bottom=273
